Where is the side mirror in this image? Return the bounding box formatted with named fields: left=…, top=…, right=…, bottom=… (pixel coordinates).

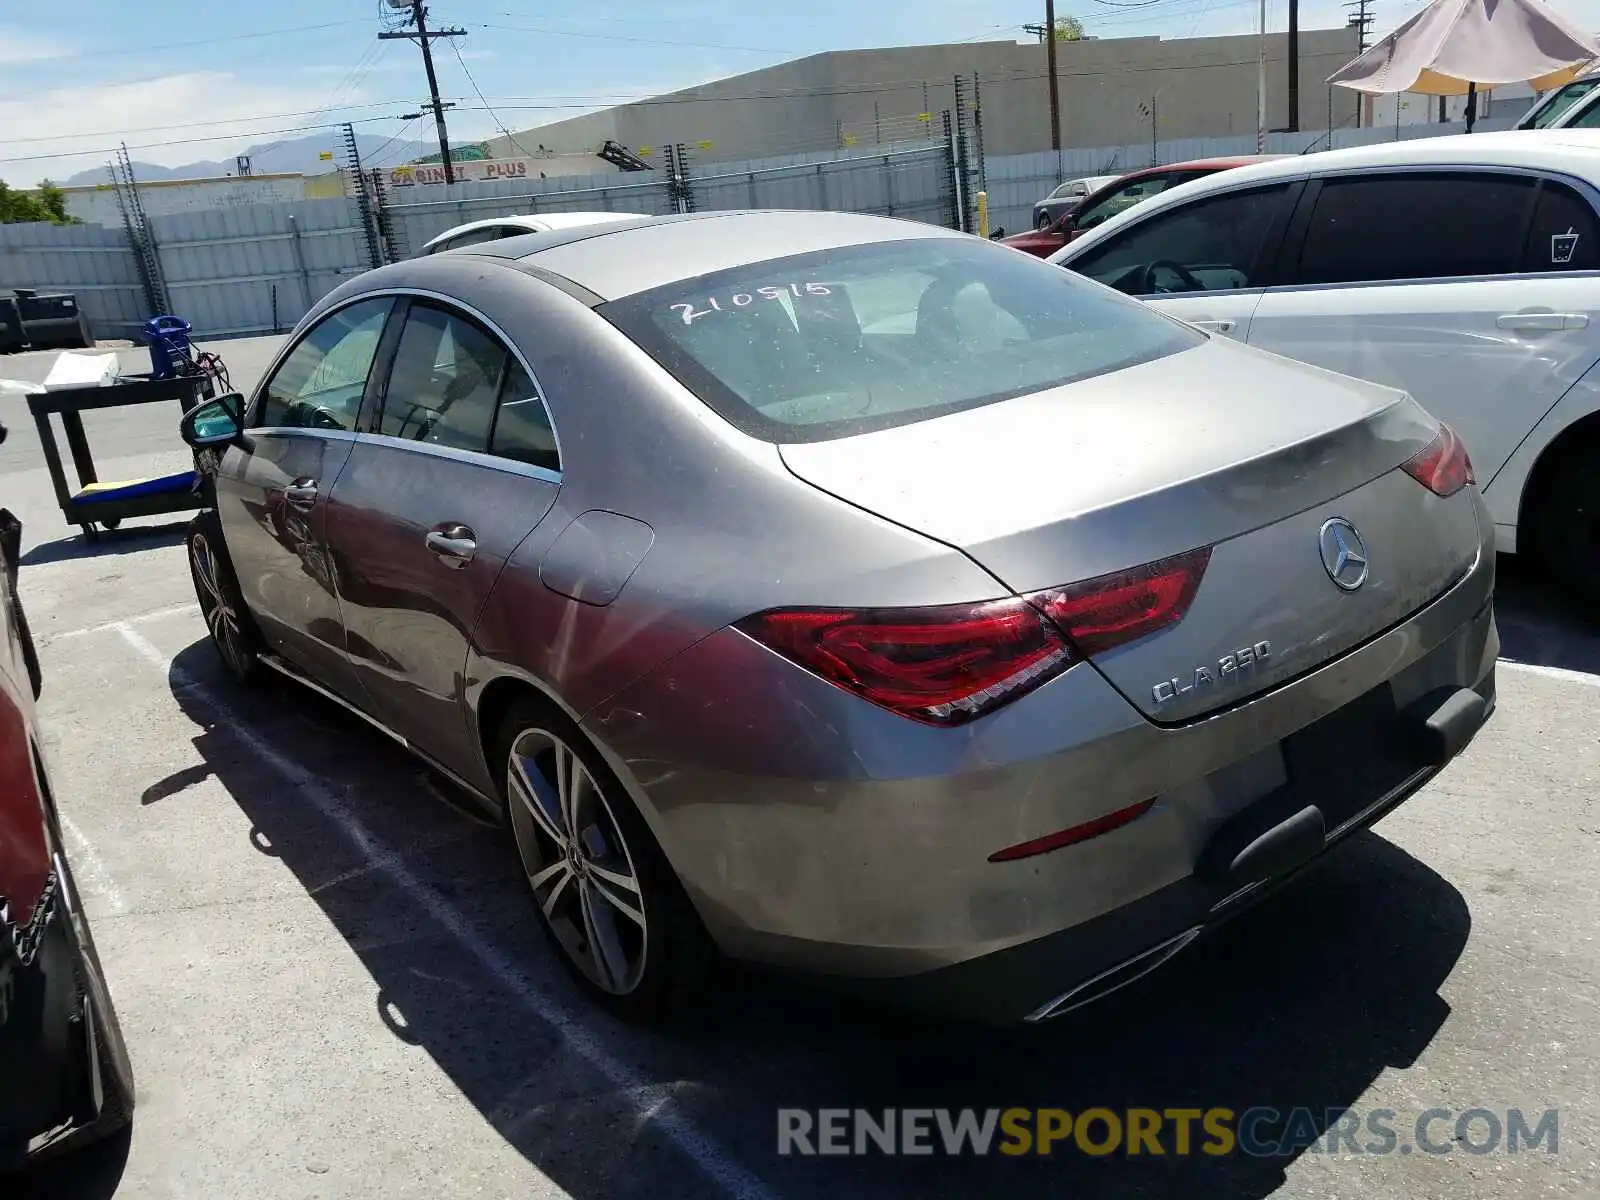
left=181, top=392, right=251, bottom=451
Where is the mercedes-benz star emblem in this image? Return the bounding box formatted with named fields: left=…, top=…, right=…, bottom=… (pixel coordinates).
left=1319, top=518, right=1369, bottom=591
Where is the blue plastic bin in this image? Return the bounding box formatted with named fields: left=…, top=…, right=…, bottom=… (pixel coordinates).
left=144, top=315, right=192, bottom=380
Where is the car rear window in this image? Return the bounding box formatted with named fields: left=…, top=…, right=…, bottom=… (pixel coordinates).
left=599, top=236, right=1201, bottom=442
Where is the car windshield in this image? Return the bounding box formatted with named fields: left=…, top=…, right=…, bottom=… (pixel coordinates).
left=1523, top=79, right=1600, bottom=128
left=600, top=236, right=1201, bottom=443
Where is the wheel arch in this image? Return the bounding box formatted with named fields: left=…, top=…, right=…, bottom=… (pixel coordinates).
left=1516, top=407, right=1600, bottom=563
left=469, top=667, right=681, bottom=859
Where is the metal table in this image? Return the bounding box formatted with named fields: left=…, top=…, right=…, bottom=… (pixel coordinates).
left=26, top=372, right=215, bottom=542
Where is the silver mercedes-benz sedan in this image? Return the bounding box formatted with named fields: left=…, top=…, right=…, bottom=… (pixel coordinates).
left=178, top=210, right=1497, bottom=1025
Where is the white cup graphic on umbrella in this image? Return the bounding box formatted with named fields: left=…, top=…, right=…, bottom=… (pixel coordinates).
left=1552, top=227, right=1580, bottom=265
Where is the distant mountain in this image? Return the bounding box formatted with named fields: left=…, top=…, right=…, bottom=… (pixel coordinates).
left=61, top=132, right=441, bottom=186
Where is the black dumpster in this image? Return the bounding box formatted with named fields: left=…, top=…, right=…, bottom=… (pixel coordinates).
left=0, top=288, right=93, bottom=353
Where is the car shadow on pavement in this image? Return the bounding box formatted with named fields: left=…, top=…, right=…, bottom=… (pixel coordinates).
left=19, top=522, right=189, bottom=568
left=1493, top=553, right=1600, bottom=676
left=133, top=638, right=1473, bottom=1200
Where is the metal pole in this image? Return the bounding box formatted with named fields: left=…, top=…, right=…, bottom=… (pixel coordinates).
left=288, top=214, right=313, bottom=314
left=1045, top=0, right=1062, bottom=169
left=414, top=2, right=454, bottom=184
left=1257, top=0, right=1268, bottom=152
left=1151, top=93, right=1159, bottom=165
left=1287, top=0, right=1299, bottom=132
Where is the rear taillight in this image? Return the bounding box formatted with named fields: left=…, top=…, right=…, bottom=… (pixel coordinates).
left=1031, top=548, right=1212, bottom=656
left=736, top=548, right=1211, bottom=727
left=1402, top=423, right=1475, bottom=497
left=736, top=600, right=1075, bottom=726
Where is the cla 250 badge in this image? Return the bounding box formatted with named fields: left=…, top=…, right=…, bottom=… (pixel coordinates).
left=1151, top=641, right=1271, bottom=705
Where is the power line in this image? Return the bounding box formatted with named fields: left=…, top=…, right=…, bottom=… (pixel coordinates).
left=447, top=37, right=537, bottom=157
left=0, top=95, right=426, bottom=148
left=364, top=117, right=424, bottom=167
left=472, top=21, right=779, bottom=54
left=26, top=19, right=372, bottom=61
left=0, top=115, right=399, bottom=166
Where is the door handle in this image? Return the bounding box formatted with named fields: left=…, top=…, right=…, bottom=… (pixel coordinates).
left=1496, top=311, right=1585, bottom=331
left=283, top=479, right=318, bottom=506
left=425, top=524, right=477, bottom=569
left=1191, top=318, right=1237, bottom=334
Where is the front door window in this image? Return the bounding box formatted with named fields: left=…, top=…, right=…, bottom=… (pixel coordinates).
left=258, top=298, right=393, bottom=430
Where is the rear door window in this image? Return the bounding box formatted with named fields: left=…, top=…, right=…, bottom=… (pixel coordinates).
left=489, top=360, right=561, bottom=471
left=1521, top=180, right=1600, bottom=271
left=600, top=236, right=1202, bottom=443
left=1065, top=184, right=1294, bottom=295
left=430, top=227, right=505, bottom=253
left=1292, top=172, right=1535, bottom=285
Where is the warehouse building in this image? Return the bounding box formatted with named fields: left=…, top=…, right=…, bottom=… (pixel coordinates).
left=484, top=29, right=1364, bottom=166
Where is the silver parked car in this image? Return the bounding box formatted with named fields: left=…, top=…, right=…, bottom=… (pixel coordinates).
left=1033, top=173, right=1121, bottom=229
left=178, top=211, right=1497, bottom=1025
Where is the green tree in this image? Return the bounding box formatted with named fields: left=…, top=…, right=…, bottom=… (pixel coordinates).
left=0, top=179, right=80, bottom=225
left=1055, top=15, right=1086, bottom=40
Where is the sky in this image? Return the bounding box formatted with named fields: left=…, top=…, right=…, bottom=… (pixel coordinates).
left=0, top=0, right=1561, bottom=185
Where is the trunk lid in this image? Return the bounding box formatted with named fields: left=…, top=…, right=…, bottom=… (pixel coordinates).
left=779, top=338, right=1481, bottom=722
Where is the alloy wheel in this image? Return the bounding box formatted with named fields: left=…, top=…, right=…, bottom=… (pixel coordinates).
left=190, top=532, right=251, bottom=677
left=506, top=728, right=648, bottom=995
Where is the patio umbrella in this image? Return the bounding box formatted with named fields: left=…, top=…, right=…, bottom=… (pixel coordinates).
left=1327, top=0, right=1600, bottom=130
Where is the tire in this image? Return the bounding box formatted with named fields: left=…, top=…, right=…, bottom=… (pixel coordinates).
left=9, top=814, right=135, bottom=1168
left=495, top=696, right=715, bottom=1022
left=11, top=589, right=41, bottom=700
left=44, top=845, right=135, bottom=1161
left=1036, top=212, right=1052, bottom=230
left=1531, top=444, right=1600, bottom=619
left=186, top=510, right=261, bottom=683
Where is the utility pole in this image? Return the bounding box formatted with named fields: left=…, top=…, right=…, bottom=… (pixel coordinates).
left=1344, top=0, right=1375, bottom=127
left=380, top=1, right=465, bottom=183
left=1256, top=0, right=1268, bottom=152
left=1287, top=0, right=1299, bottom=131
left=1045, top=0, right=1062, bottom=169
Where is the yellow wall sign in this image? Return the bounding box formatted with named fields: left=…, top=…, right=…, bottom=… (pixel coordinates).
left=318, top=151, right=334, bottom=161
left=696, top=140, right=715, bottom=151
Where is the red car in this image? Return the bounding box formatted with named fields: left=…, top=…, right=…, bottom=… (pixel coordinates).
left=0, top=430, right=134, bottom=1169
left=1000, top=157, right=1284, bottom=258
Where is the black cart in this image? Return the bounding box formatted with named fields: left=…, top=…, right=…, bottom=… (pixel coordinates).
left=27, top=372, right=215, bottom=542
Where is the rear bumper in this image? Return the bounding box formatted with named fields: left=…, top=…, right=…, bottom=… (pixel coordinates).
left=854, top=661, right=1496, bottom=1025
left=586, top=507, right=1498, bottom=1020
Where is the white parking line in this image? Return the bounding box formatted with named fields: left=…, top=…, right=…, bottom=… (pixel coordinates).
left=41, top=602, right=200, bottom=644
left=1498, top=659, right=1600, bottom=689
left=111, top=622, right=775, bottom=1200
left=59, top=812, right=126, bottom=914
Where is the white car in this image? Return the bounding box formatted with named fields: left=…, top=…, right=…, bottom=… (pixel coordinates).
left=1048, top=129, right=1600, bottom=608
left=418, top=212, right=648, bottom=256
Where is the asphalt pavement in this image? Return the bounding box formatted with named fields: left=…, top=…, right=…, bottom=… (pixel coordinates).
left=2, top=338, right=1596, bottom=1199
